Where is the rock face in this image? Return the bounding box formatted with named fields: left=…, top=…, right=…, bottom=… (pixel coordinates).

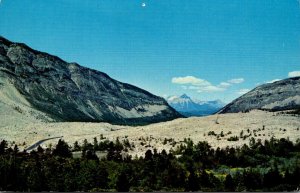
left=218, top=77, right=300, bottom=113
left=0, top=36, right=182, bottom=125
left=167, top=94, right=225, bottom=117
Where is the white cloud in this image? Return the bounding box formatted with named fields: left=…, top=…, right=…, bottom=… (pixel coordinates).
left=172, top=76, right=234, bottom=93
left=228, top=78, right=244, bottom=84
left=237, top=89, right=250, bottom=95
left=172, top=76, right=211, bottom=86
left=187, top=85, right=201, bottom=90
left=197, top=85, right=226, bottom=93
left=288, top=71, right=300, bottom=78
left=266, top=79, right=281, bottom=84
left=172, top=76, right=246, bottom=93
left=219, top=82, right=231, bottom=88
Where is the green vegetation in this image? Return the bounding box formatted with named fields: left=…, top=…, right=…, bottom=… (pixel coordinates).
left=227, top=136, right=239, bottom=141
left=0, top=137, right=300, bottom=191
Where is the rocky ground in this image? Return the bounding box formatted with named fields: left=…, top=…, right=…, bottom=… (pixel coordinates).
left=1, top=105, right=299, bottom=157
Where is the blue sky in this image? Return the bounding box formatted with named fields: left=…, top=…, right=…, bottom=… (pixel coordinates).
left=0, top=0, right=300, bottom=103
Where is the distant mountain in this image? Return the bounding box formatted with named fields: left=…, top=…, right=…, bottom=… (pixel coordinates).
left=218, top=77, right=300, bottom=113
left=0, top=36, right=182, bottom=125
left=167, top=94, right=225, bottom=117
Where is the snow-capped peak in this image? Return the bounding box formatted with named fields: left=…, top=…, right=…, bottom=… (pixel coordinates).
left=166, top=94, right=225, bottom=117
left=180, top=94, right=191, bottom=99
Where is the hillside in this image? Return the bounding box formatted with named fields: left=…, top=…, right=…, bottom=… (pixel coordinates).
left=1, top=110, right=299, bottom=157
left=218, top=77, right=300, bottom=113
left=0, top=36, right=181, bottom=125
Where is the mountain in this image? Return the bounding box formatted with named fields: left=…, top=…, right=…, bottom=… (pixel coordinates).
left=218, top=77, right=300, bottom=113
left=167, top=94, right=225, bottom=117
left=0, top=36, right=182, bottom=125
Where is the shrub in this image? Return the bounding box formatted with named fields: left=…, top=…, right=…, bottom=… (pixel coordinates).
left=227, top=136, right=239, bottom=141
left=208, top=131, right=217, bottom=136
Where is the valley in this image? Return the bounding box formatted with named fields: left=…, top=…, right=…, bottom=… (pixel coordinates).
left=1, top=1, right=300, bottom=191
left=1, top=109, right=299, bottom=157
left=0, top=37, right=300, bottom=157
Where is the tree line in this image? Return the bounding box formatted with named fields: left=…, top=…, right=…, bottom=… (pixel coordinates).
left=0, top=136, right=300, bottom=191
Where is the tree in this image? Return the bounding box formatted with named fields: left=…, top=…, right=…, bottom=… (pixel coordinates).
left=78, top=160, right=109, bottom=191
left=0, top=140, right=7, bottom=155
left=116, top=171, right=130, bottom=192
left=37, top=146, right=44, bottom=154
left=52, top=139, right=72, bottom=158
left=84, top=150, right=99, bottom=161
left=224, top=174, right=235, bottom=191
left=13, top=145, right=19, bottom=154
left=93, top=137, right=98, bottom=151
left=82, top=139, right=93, bottom=152
left=243, top=169, right=262, bottom=190
left=263, top=168, right=282, bottom=188
left=145, top=149, right=153, bottom=161
left=185, top=171, right=200, bottom=191
left=114, top=137, right=123, bottom=151
left=73, top=141, right=81, bottom=151
left=199, top=170, right=212, bottom=188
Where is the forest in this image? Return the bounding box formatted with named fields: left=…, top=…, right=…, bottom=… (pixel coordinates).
left=0, top=136, right=300, bottom=192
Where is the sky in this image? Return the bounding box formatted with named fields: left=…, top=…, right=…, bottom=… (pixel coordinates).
left=0, top=0, right=300, bottom=103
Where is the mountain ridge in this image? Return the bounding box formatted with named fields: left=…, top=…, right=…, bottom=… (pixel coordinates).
left=0, top=36, right=182, bottom=125
left=167, top=94, right=225, bottom=117
left=218, top=76, right=300, bottom=113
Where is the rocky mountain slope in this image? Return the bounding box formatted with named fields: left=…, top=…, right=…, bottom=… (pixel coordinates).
left=0, top=36, right=181, bottom=125
left=167, top=94, right=224, bottom=116
left=218, top=77, right=300, bottom=113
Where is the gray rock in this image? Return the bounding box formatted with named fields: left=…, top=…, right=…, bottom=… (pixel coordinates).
left=0, top=36, right=182, bottom=125
left=218, top=77, right=300, bottom=113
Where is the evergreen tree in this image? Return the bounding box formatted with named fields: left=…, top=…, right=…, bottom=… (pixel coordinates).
left=185, top=171, right=199, bottom=191
left=116, top=171, right=130, bottom=192
left=145, top=149, right=153, bottom=161
left=52, top=139, right=72, bottom=158
left=224, top=174, right=235, bottom=191
left=37, top=145, right=44, bottom=154
left=73, top=141, right=81, bottom=151
left=0, top=140, right=7, bottom=155
left=263, top=168, right=282, bottom=188
left=84, top=150, right=99, bottom=161
left=93, top=137, right=98, bottom=151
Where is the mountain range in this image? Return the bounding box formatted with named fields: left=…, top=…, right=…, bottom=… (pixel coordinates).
left=1, top=36, right=299, bottom=127
left=167, top=94, right=225, bottom=117
left=0, top=36, right=182, bottom=125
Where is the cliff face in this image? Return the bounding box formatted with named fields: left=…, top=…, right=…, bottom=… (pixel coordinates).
left=0, top=37, right=181, bottom=125
left=218, top=77, right=300, bottom=113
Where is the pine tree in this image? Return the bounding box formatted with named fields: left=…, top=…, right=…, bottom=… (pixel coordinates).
left=52, top=139, right=72, bottom=158
left=93, top=137, right=98, bottom=151
left=116, top=171, right=130, bottom=192
left=73, top=141, right=81, bottom=151
left=224, top=174, right=235, bottom=191
left=0, top=140, right=7, bottom=155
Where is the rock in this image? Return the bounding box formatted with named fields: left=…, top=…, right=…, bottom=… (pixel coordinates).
left=0, top=36, right=182, bottom=125
left=218, top=77, right=300, bottom=113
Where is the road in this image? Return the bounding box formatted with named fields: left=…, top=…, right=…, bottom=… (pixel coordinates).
left=24, top=136, right=63, bottom=151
